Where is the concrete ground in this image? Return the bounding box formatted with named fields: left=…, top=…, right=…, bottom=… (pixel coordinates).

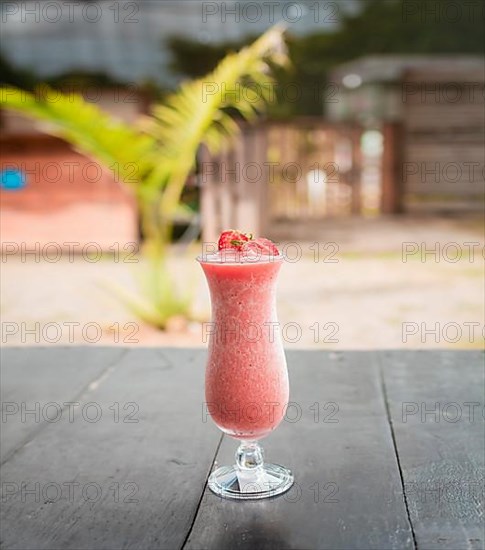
left=1, top=215, right=484, bottom=350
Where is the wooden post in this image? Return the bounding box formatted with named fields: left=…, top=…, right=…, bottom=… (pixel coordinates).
left=381, top=122, right=404, bottom=214
left=234, top=126, right=252, bottom=232
left=350, top=125, right=362, bottom=214
left=253, top=124, right=269, bottom=237
left=219, top=142, right=233, bottom=230
left=231, top=123, right=269, bottom=237
left=199, top=145, right=219, bottom=245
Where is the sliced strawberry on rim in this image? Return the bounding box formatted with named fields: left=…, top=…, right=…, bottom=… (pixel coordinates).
left=241, top=237, right=280, bottom=256
left=218, top=230, right=251, bottom=251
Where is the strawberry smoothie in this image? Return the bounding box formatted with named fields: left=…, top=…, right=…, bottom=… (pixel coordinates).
left=200, top=254, right=289, bottom=441
left=199, top=231, right=294, bottom=500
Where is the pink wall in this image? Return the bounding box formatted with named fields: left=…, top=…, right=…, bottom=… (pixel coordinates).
left=1, top=137, right=138, bottom=252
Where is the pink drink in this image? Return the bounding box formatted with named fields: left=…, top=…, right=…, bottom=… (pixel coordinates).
left=200, top=256, right=289, bottom=441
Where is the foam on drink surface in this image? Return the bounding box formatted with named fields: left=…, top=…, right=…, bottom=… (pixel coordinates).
left=198, top=250, right=282, bottom=264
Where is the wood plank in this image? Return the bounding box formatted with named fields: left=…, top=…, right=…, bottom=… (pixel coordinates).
left=254, top=126, right=269, bottom=237
left=185, top=350, right=414, bottom=550
left=199, top=145, right=219, bottom=245
left=381, top=123, right=404, bottom=214
left=0, top=347, right=220, bottom=550
left=404, top=143, right=485, bottom=195
left=0, top=346, right=125, bottom=463
left=380, top=350, right=485, bottom=550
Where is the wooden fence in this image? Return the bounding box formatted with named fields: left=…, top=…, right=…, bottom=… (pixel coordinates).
left=401, top=66, right=484, bottom=210
left=199, top=119, right=366, bottom=243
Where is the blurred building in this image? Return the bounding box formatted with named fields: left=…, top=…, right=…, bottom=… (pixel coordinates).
left=1, top=0, right=363, bottom=250
left=1, top=0, right=357, bottom=86
left=200, top=55, right=484, bottom=242
left=3, top=4, right=482, bottom=251
left=328, top=55, right=485, bottom=212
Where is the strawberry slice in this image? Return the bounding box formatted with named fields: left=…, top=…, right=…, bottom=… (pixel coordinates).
left=241, top=237, right=280, bottom=256
left=217, top=230, right=251, bottom=251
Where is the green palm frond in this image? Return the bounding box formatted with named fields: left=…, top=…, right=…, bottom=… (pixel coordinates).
left=0, top=25, right=288, bottom=330
left=0, top=24, right=287, bottom=202
left=145, top=24, right=288, bottom=239
left=0, top=86, right=156, bottom=187
left=145, top=24, right=288, bottom=201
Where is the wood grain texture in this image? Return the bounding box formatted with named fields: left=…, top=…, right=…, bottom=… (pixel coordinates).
left=0, top=347, right=220, bottom=550
left=380, top=350, right=485, bottom=550
left=0, top=347, right=125, bottom=463
left=185, top=350, right=414, bottom=550
left=2, top=348, right=482, bottom=550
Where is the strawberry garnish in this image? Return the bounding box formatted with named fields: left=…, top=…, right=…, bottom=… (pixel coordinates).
left=241, top=237, right=280, bottom=256
left=217, top=230, right=280, bottom=257
left=218, top=230, right=251, bottom=251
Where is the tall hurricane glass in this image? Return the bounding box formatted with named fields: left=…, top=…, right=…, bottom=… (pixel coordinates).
left=198, top=252, right=294, bottom=499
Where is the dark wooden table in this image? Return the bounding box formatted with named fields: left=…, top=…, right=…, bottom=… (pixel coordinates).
left=1, top=348, right=483, bottom=550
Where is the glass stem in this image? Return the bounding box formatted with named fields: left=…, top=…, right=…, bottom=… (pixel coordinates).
left=235, top=440, right=264, bottom=475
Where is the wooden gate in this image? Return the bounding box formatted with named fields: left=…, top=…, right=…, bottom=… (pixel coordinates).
left=200, top=119, right=364, bottom=243
left=264, top=120, right=362, bottom=220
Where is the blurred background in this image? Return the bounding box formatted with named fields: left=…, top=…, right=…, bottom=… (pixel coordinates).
left=1, top=0, right=484, bottom=349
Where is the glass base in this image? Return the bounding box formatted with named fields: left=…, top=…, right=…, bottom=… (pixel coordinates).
left=208, top=463, right=294, bottom=500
